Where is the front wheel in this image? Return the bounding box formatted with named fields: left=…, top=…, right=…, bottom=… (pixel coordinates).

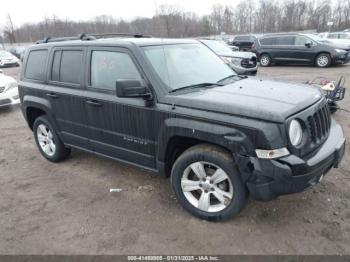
left=315, top=53, right=331, bottom=67
left=170, top=144, right=247, bottom=221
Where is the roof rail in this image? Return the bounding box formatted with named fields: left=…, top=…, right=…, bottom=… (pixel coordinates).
left=36, top=33, right=152, bottom=44
left=89, top=33, right=153, bottom=38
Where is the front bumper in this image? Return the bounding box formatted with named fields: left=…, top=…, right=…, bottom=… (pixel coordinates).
left=232, top=65, right=257, bottom=75
left=333, top=52, right=350, bottom=64
left=0, top=87, right=20, bottom=107
left=242, top=119, right=345, bottom=201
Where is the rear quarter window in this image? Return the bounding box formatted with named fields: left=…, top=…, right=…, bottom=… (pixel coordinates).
left=235, top=36, right=249, bottom=41
left=24, top=50, right=48, bottom=81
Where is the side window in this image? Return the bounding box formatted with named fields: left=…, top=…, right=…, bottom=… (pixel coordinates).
left=328, top=33, right=338, bottom=39
left=25, top=50, right=48, bottom=81
left=294, top=36, right=308, bottom=46
left=275, top=36, right=295, bottom=45
left=259, top=37, right=274, bottom=45
left=236, top=36, right=249, bottom=41
left=90, top=51, right=142, bottom=92
left=339, top=33, right=350, bottom=39
left=50, top=50, right=83, bottom=84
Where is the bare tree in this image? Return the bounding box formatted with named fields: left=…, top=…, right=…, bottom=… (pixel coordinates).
left=4, top=14, right=16, bottom=43
left=2, top=0, right=350, bottom=43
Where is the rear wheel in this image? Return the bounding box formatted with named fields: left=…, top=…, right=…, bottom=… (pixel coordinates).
left=259, top=54, right=271, bottom=67
left=33, top=116, right=70, bottom=162
left=171, top=144, right=247, bottom=221
left=315, top=53, right=331, bottom=67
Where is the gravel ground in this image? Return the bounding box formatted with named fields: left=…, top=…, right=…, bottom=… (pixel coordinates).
left=0, top=64, right=349, bottom=255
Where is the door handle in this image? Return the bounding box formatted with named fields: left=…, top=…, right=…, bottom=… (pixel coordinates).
left=86, top=99, right=102, bottom=107
left=46, top=93, right=58, bottom=99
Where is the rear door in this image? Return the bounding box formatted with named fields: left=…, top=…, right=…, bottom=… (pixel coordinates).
left=84, top=47, right=157, bottom=169
left=46, top=47, right=90, bottom=149
left=272, top=36, right=299, bottom=62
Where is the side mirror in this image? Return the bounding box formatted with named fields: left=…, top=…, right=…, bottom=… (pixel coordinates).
left=305, top=42, right=312, bottom=48
left=116, top=79, right=152, bottom=100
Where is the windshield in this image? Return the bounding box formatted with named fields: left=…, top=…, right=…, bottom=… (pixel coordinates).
left=201, top=40, right=234, bottom=56
left=143, top=43, right=235, bottom=91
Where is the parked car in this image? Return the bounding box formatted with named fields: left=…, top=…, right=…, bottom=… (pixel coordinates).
left=230, top=35, right=257, bottom=51
left=9, top=46, right=27, bottom=61
left=19, top=34, right=345, bottom=221
left=253, top=33, right=350, bottom=67
left=229, top=45, right=239, bottom=51
left=199, top=39, right=257, bottom=75
left=0, top=69, right=20, bottom=107
left=318, top=32, right=350, bottom=51
left=0, top=50, right=20, bottom=67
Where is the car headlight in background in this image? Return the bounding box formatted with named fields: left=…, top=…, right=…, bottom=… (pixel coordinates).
left=230, top=58, right=242, bottom=66
left=335, top=49, right=346, bottom=53
left=289, top=119, right=303, bottom=146
left=221, top=56, right=242, bottom=67
left=4, top=82, right=18, bottom=92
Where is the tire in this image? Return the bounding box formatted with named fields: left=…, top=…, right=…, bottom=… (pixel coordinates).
left=259, top=54, right=271, bottom=67
left=170, top=144, right=248, bottom=221
left=315, top=53, right=331, bottom=68
left=33, top=115, right=70, bottom=162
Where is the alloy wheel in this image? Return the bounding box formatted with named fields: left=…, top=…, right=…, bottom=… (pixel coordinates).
left=36, top=124, right=56, bottom=157
left=181, top=161, right=234, bottom=213
left=317, top=55, right=329, bottom=67
left=260, top=55, right=270, bottom=66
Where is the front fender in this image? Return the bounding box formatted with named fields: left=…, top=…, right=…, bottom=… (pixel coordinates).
left=157, top=117, right=256, bottom=162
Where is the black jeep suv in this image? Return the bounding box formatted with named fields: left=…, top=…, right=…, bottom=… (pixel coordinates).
left=19, top=34, right=345, bottom=221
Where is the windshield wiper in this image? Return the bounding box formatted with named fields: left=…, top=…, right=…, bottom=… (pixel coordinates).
left=217, top=74, right=241, bottom=84
left=169, top=82, right=224, bottom=93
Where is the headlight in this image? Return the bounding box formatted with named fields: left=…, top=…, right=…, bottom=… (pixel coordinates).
left=230, top=58, right=242, bottom=66
left=4, top=82, right=18, bottom=92
left=289, top=119, right=303, bottom=146
left=335, top=49, right=346, bottom=53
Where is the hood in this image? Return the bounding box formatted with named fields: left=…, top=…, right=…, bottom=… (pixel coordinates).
left=0, top=53, right=18, bottom=60
left=0, top=73, right=16, bottom=86
left=166, top=78, right=323, bottom=123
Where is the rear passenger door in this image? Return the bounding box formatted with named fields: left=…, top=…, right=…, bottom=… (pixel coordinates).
left=46, top=47, right=90, bottom=149
left=272, top=36, right=298, bottom=62
left=84, top=47, right=156, bottom=169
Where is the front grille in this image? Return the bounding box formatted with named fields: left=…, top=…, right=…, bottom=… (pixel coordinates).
left=307, top=104, right=331, bottom=144
left=0, top=86, right=5, bottom=93
left=288, top=99, right=331, bottom=158
left=241, top=57, right=257, bottom=68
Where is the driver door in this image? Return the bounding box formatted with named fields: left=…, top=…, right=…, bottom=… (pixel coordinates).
left=84, top=47, right=157, bottom=169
